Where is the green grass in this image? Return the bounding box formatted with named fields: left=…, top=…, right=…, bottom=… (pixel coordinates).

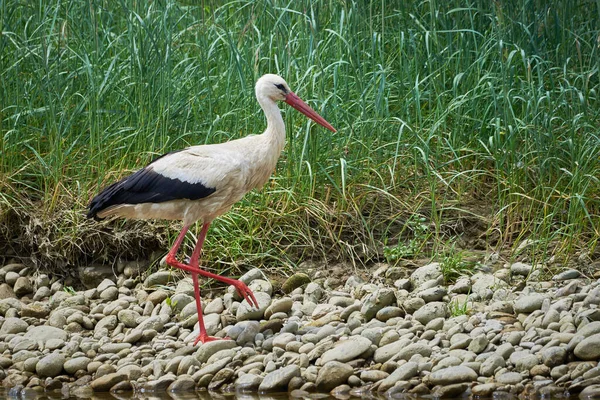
left=1, top=0, right=599, bottom=275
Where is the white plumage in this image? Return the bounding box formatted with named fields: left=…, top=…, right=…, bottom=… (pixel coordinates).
left=88, top=74, right=336, bottom=344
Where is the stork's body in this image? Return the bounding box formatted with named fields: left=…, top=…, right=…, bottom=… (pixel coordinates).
left=88, top=74, right=336, bottom=344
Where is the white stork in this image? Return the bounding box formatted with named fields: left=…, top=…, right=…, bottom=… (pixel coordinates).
left=87, top=74, right=336, bottom=344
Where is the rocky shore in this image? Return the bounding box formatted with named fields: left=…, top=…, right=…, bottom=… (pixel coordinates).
left=0, top=259, right=599, bottom=398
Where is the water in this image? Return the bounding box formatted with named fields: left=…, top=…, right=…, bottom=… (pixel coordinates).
left=4, top=390, right=346, bottom=400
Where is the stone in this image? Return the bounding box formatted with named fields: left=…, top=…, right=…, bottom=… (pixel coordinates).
left=397, top=343, right=432, bottom=360
left=413, top=302, right=447, bottom=325
left=378, top=362, right=419, bottom=392
left=97, top=278, right=116, bottom=292
left=0, top=317, right=28, bottom=334
left=0, top=283, right=16, bottom=299
left=320, top=336, right=372, bottom=364
left=510, top=262, right=532, bottom=276
left=91, top=372, right=128, bottom=391
left=472, top=383, right=498, bottom=397
left=236, top=292, right=271, bottom=321
left=316, top=361, right=353, bottom=391
left=374, top=339, right=410, bottom=363
left=496, top=371, right=522, bottom=385
left=471, top=272, right=501, bottom=299
left=431, top=383, right=470, bottom=398
left=137, top=315, right=164, bottom=332
left=304, top=282, right=324, bottom=304
left=376, top=306, right=404, bottom=321
left=208, top=369, right=234, bottom=391
left=258, top=365, right=300, bottom=392
left=361, top=288, right=395, bottom=320
left=468, top=335, right=489, bottom=354
left=264, top=298, right=293, bottom=318
left=235, top=373, right=263, bottom=391
left=13, top=277, right=33, bottom=297
left=21, top=303, right=50, bottom=318
left=78, top=265, right=114, bottom=289
left=480, top=354, right=505, bottom=376
left=36, top=353, right=65, bottom=377
left=282, top=273, right=311, bottom=294
left=552, top=269, right=581, bottom=280
left=168, top=376, right=196, bottom=392
left=575, top=334, right=600, bottom=361
left=426, top=365, right=478, bottom=385
left=514, top=293, right=545, bottom=314
left=195, top=340, right=236, bottom=363
left=144, top=271, right=173, bottom=287
left=410, top=263, right=442, bottom=288
left=64, top=357, right=91, bottom=374
left=117, top=309, right=140, bottom=328
left=509, top=351, right=539, bottom=372
left=541, top=347, right=567, bottom=367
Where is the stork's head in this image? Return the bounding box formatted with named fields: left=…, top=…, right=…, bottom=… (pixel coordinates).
left=256, top=74, right=337, bottom=132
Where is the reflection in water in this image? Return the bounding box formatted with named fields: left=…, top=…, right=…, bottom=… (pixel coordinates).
left=13, top=389, right=329, bottom=400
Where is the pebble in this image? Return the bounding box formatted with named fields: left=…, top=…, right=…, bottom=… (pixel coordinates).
left=315, top=361, right=353, bottom=390
left=258, top=365, right=300, bottom=391
left=0, top=260, right=594, bottom=398
left=320, top=336, right=372, bottom=364
left=426, top=365, right=478, bottom=385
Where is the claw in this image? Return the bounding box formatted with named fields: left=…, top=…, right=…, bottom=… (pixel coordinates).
left=232, top=280, right=259, bottom=308
left=194, top=334, right=230, bottom=345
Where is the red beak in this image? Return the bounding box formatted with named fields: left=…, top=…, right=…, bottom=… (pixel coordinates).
left=284, top=92, right=337, bottom=133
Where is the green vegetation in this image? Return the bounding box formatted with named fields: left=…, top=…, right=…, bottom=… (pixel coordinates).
left=448, top=295, right=471, bottom=317
left=1, top=0, right=599, bottom=273
left=439, top=243, right=477, bottom=284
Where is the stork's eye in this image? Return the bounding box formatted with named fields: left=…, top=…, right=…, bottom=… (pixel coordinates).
left=274, top=83, right=287, bottom=93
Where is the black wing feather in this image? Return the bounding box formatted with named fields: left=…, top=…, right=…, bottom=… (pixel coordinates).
left=87, top=152, right=216, bottom=220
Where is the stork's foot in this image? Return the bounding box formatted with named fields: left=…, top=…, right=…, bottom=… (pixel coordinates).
left=232, top=280, right=259, bottom=308
left=194, top=334, right=230, bottom=345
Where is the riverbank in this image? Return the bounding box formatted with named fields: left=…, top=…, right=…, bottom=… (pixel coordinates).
left=0, top=258, right=599, bottom=398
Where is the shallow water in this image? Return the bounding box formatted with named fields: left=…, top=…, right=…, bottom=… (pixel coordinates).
left=3, top=390, right=347, bottom=400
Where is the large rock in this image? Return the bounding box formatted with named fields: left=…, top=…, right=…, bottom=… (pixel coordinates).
left=426, top=366, right=478, bottom=385
left=0, top=317, right=28, bottom=334
left=509, top=351, right=539, bottom=372
left=378, top=362, right=419, bottom=392
left=144, top=271, right=173, bottom=287
left=0, top=283, right=16, bottom=300
left=320, top=336, right=372, bottom=364
left=361, top=289, right=395, bottom=320
left=90, top=372, right=128, bottom=391
left=514, top=294, right=546, bottom=314
left=24, top=326, right=68, bottom=343
left=195, top=340, right=236, bottom=363
left=78, top=264, right=115, bottom=289
left=574, top=334, right=600, bottom=361
left=470, top=272, right=504, bottom=300
left=397, top=343, right=432, bottom=361
left=236, top=292, right=271, bottom=321
left=36, top=353, right=65, bottom=377
left=281, top=273, right=311, bottom=294
left=374, top=339, right=411, bottom=363
left=64, top=357, right=91, bottom=374
left=410, top=263, right=442, bottom=289
left=316, top=361, right=353, bottom=391
left=258, top=365, right=300, bottom=392
left=413, top=302, right=447, bottom=325
left=13, top=277, right=33, bottom=297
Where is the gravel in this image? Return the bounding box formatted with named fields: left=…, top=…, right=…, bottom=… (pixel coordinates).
left=0, top=261, right=597, bottom=397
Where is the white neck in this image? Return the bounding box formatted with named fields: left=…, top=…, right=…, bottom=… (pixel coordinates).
left=257, top=94, right=286, bottom=154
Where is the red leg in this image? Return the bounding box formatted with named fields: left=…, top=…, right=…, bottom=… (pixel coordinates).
left=190, top=272, right=221, bottom=344
left=165, top=223, right=257, bottom=345
left=184, top=223, right=258, bottom=308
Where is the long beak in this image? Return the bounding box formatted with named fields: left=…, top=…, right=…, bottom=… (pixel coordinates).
left=285, top=92, right=337, bottom=133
